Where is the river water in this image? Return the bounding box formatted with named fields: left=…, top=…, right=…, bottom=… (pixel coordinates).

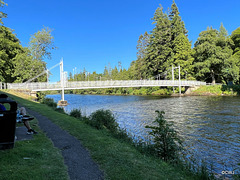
left=47, top=94, right=240, bottom=175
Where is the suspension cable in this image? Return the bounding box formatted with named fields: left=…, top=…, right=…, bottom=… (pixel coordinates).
left=24, top=62, right=60, bottom=83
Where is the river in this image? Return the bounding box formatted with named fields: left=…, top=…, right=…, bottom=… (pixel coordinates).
left=47, top=94, right=240, bottom=175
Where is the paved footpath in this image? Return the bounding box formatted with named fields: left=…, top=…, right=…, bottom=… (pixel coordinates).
left=26, top=108, right=104, bottom=180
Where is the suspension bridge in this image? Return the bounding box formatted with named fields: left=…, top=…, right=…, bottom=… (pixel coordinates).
left=1, top=59, right=206, bottom=105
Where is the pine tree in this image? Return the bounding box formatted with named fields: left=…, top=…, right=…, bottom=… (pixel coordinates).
left=172, top=33, right=194, bottom=79
left=169, top=1, right=192, bottom=79
left=169, top=0, right=188, bottom=40
left=135, top=32, right=150, bottom=79
left=145, top=6, right=172, bottom=78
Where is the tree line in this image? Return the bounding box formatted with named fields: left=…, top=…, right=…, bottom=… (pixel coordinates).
left=70, top=1, right=240, bottom=85
left=0, top=0, right=56, bottom=83
left=1, top=1, right=239, bottom=85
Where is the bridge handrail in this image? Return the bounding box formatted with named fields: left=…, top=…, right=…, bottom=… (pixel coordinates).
left=6, top=80, right=206, bottom=91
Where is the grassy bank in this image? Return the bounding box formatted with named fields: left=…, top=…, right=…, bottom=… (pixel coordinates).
left=191, top=85, right=240, bottom=96
left=0, top=103, right=69, bottom=179
left=2, top=90, right=203, bottom=180
left=43, top=86, right=176, bottom=96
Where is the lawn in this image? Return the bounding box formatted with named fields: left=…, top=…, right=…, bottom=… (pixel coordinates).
left=1, top=90, right=201, bottom=180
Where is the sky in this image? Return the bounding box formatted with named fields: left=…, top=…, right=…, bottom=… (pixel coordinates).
left=3, top=0, right=240, bottom=82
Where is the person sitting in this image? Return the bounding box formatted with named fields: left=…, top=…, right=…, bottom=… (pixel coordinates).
left=0, top=94, right=37, bottom=135
left=18, top=107, right=38, bottom=135
left=0, top=103, right=6, bottom=111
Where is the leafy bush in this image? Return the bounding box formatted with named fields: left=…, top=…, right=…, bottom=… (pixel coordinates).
left=41, top=98, right=57, bottom=108
left=145, top=110, right=182, bottom=162
left=88, top=109, right=118, bottom=132
left=69, top=108, right=82, bottom=119
left=37, top=92, right=46, bottom=101
left=55, top=107, right=66, bottom=114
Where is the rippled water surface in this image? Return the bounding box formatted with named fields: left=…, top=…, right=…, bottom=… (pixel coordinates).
left=47, top=94, right=240, bottom=174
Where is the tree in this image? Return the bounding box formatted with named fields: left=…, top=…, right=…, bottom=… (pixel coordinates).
left=12, top=48, right=47, bottom=82
left=169, top=1, right=192, bottom=79
left=27, top=26, right=57, bottom=82
left=0, top=26, right=22, bottom=82
left=103, top=66, right=109, bottom=80
left=231, top=27, right=240, bottom=59
left=135, top=32, right=150, bottom=79
left=169, top=0, right=188, bottom=41
left=172, top=33, right=194, bottom=79
left=193, top=26, right=233, bottom=84
left=29, top=26, right=56, bottom=61
left=111, top=66, right=119, bottom=80
left=218, top=24, right=237, bottom=83
left=145, top=6, right=172, bottom=78
left=0, top=0, right=7, bottom=24
left=0, top=26, right=46, bottom=83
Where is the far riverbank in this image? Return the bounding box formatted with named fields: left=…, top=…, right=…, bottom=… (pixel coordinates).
left=40, top=85, right=240, bottom=97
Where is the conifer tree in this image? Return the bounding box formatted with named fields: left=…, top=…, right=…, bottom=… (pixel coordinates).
left=169, top=0, right=187, bottom=41
left=169, top=1, right=193, bottom=79
left=145, top=6, right=172, bottom=78
left=135, top=32, right=149, bottom=79
left=172, top=33, right=194, bottom=79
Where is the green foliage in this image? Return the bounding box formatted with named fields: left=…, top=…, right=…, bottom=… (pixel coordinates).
left=193, top=26, right=233, bottom=84
left=69, top=108, right=82, bottom=119
left=88, top=109, right=119, bottom=132
left=0, top=26, right=48, bottom=83
left=0, top=0, right=7, bottom=24
left=55, top=107, right=66, bottom=114
left=144, top=6, right=172, bottom=78
left=172, top=33, right=194, bottom=79
left=29, top=26, right=56, bottom=61
left=146, top=110, right=182, bottom=162
left=152, top=88, right=170, bottom=95
left=133, top=32, right=150, bottom=79
left=36, top=92, right=46, bottom=101
left=41, top=97, right=57, bottom=109
left=0, top=26, right=26, bottom=82
left=231, top=27, right=240, bottom=56
left=6, top=91, right=201, bottom=180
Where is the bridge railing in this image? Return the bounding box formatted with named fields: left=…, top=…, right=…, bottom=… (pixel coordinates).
left=6, top=80, right=206, bottom=91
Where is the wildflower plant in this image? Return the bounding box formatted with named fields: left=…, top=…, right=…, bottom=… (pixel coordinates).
left=145, top=110, right=183, bottom=162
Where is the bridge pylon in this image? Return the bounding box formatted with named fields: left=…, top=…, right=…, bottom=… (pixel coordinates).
left=57, top=58, right=68, bottom=106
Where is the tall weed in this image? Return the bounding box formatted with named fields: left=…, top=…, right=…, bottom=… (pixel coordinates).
left=145, top=110, right=183, bottom=162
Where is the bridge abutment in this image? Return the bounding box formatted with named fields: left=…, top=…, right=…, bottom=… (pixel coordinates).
left=184, top=86, right=200, bottom=95
left=58, top=100, right=68, bottom=106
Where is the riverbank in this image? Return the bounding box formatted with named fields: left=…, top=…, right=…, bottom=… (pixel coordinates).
left=189, top=85, right=240, bottom=96
left=39, top=85, right=240, bottom=98
left=0, top=93, right=69, bottom=180
left=2, top=90, right=208, bottom=180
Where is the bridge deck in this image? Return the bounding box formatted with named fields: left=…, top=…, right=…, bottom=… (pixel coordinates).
left=6, top=80, right=206, bottom=91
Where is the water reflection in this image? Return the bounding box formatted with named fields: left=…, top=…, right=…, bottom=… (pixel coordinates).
left=47, top=94, right=240, bottom=175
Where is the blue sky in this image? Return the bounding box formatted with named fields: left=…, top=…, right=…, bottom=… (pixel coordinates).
left=3, top=0, right=240, bottom=82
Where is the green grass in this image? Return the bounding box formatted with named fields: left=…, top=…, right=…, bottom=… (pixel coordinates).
left=0, top=118, right=69, bottom=180
left=192, top=85, right=240, bottom=96
left=2, top=90, right=203, bottom=180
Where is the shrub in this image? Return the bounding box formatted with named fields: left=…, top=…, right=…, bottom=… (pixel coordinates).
left=69, top=108, right=82, bottom=119
left=88, top=109, right=118, bottom=132
left=41, top=98, right=57, bottom=108
left=55, top=107, right=66, bottom=114
left=145, top=110, right=182, bottom=162
left=37, top=92, right=46, bottom=101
